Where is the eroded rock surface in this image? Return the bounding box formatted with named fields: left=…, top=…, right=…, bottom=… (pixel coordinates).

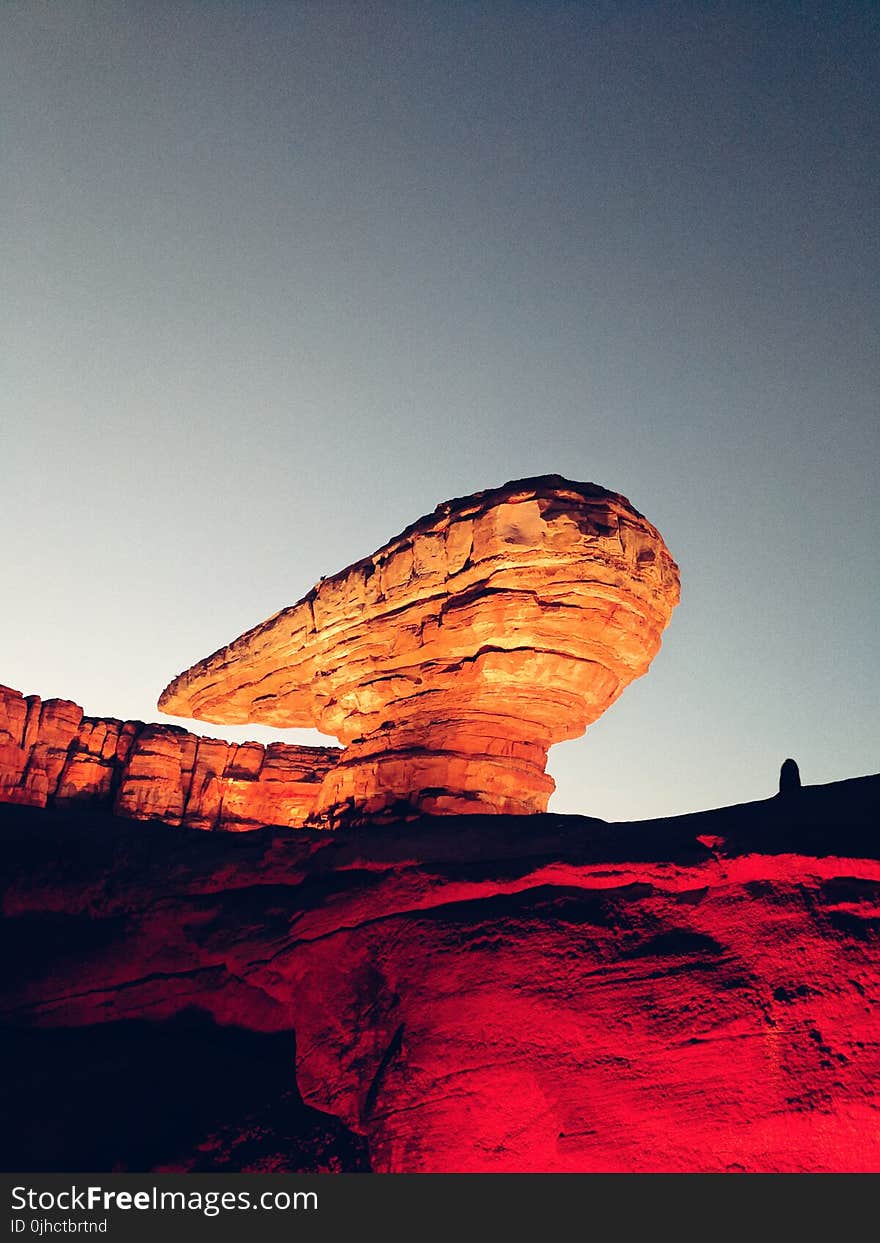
left=159, top=476, right=680, bottom=824
left=1, top=776, right=877, bottom=1172
left=0, top=685, right=339, bottom=831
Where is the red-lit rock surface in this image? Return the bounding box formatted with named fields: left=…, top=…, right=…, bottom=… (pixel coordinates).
left=0, top=685, right=339, bottom=832
left=2, top=776, right=877, bottom=1172
left=159, top=476, right=680, bottom=824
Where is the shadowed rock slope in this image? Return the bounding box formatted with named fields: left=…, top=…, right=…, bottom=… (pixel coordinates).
left=1, top=774, right=878, bottom=1172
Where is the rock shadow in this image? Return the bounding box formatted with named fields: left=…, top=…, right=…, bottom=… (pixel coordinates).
left=0, top=1008, right=370, bottom=1173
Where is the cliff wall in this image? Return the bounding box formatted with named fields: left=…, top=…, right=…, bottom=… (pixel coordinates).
left=2, top=774, right=877, bottom=1171
left=0, top=685, right=339, bottom=832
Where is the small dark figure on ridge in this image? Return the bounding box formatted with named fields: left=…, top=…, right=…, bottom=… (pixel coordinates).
left=779, top=757, right=801, bottom=794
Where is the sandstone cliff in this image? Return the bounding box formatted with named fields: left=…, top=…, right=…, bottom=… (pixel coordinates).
left=0, top=685, right=339, bottom=831
left=2, top=776, right=877, bottom=1172
left=159, top=475, right=680, bottom=824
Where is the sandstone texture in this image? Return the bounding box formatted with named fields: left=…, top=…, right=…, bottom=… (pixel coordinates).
left=159, top=475, right=680, bottom=824
left=2, top=775, right=878, bottom=1172
left=0, top=685, right=339, bottom=832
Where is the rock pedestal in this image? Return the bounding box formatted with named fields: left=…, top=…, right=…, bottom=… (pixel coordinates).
left=159, top=476, right=680, bottom=824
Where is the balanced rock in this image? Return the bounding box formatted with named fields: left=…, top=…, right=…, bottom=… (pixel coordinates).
left=0, top=685, right=339, bottom=831
left=159, top=475, right=680, bottom=824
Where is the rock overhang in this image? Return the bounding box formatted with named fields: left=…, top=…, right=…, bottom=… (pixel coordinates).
left=158, top=475, right=680, bottom=824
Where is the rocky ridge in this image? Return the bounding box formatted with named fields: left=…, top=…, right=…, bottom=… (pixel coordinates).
left=0, top=685, right=339, bottom=832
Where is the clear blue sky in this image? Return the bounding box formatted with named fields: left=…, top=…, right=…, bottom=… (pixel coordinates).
left=2, top=1, right=877, bottom=820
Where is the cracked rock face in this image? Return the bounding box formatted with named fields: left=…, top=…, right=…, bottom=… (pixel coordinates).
left=159, top=475, right=680, bottom=825
left=0, top=685, right=339, bottom=831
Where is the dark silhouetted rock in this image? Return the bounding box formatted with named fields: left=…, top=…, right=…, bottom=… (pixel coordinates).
left=779, top=757, right=802, bottom=794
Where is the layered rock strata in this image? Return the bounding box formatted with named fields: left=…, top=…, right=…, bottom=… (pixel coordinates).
left=159, top=475, right=680, bottom=825
left=0, top=685, right=339, bottom=831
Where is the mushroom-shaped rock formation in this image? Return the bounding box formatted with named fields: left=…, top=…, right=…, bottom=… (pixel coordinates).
left=159, top=476, right=680, bottom=825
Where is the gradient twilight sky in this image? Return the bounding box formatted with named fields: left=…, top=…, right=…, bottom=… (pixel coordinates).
left=2, top=1, right=877, bottom=820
